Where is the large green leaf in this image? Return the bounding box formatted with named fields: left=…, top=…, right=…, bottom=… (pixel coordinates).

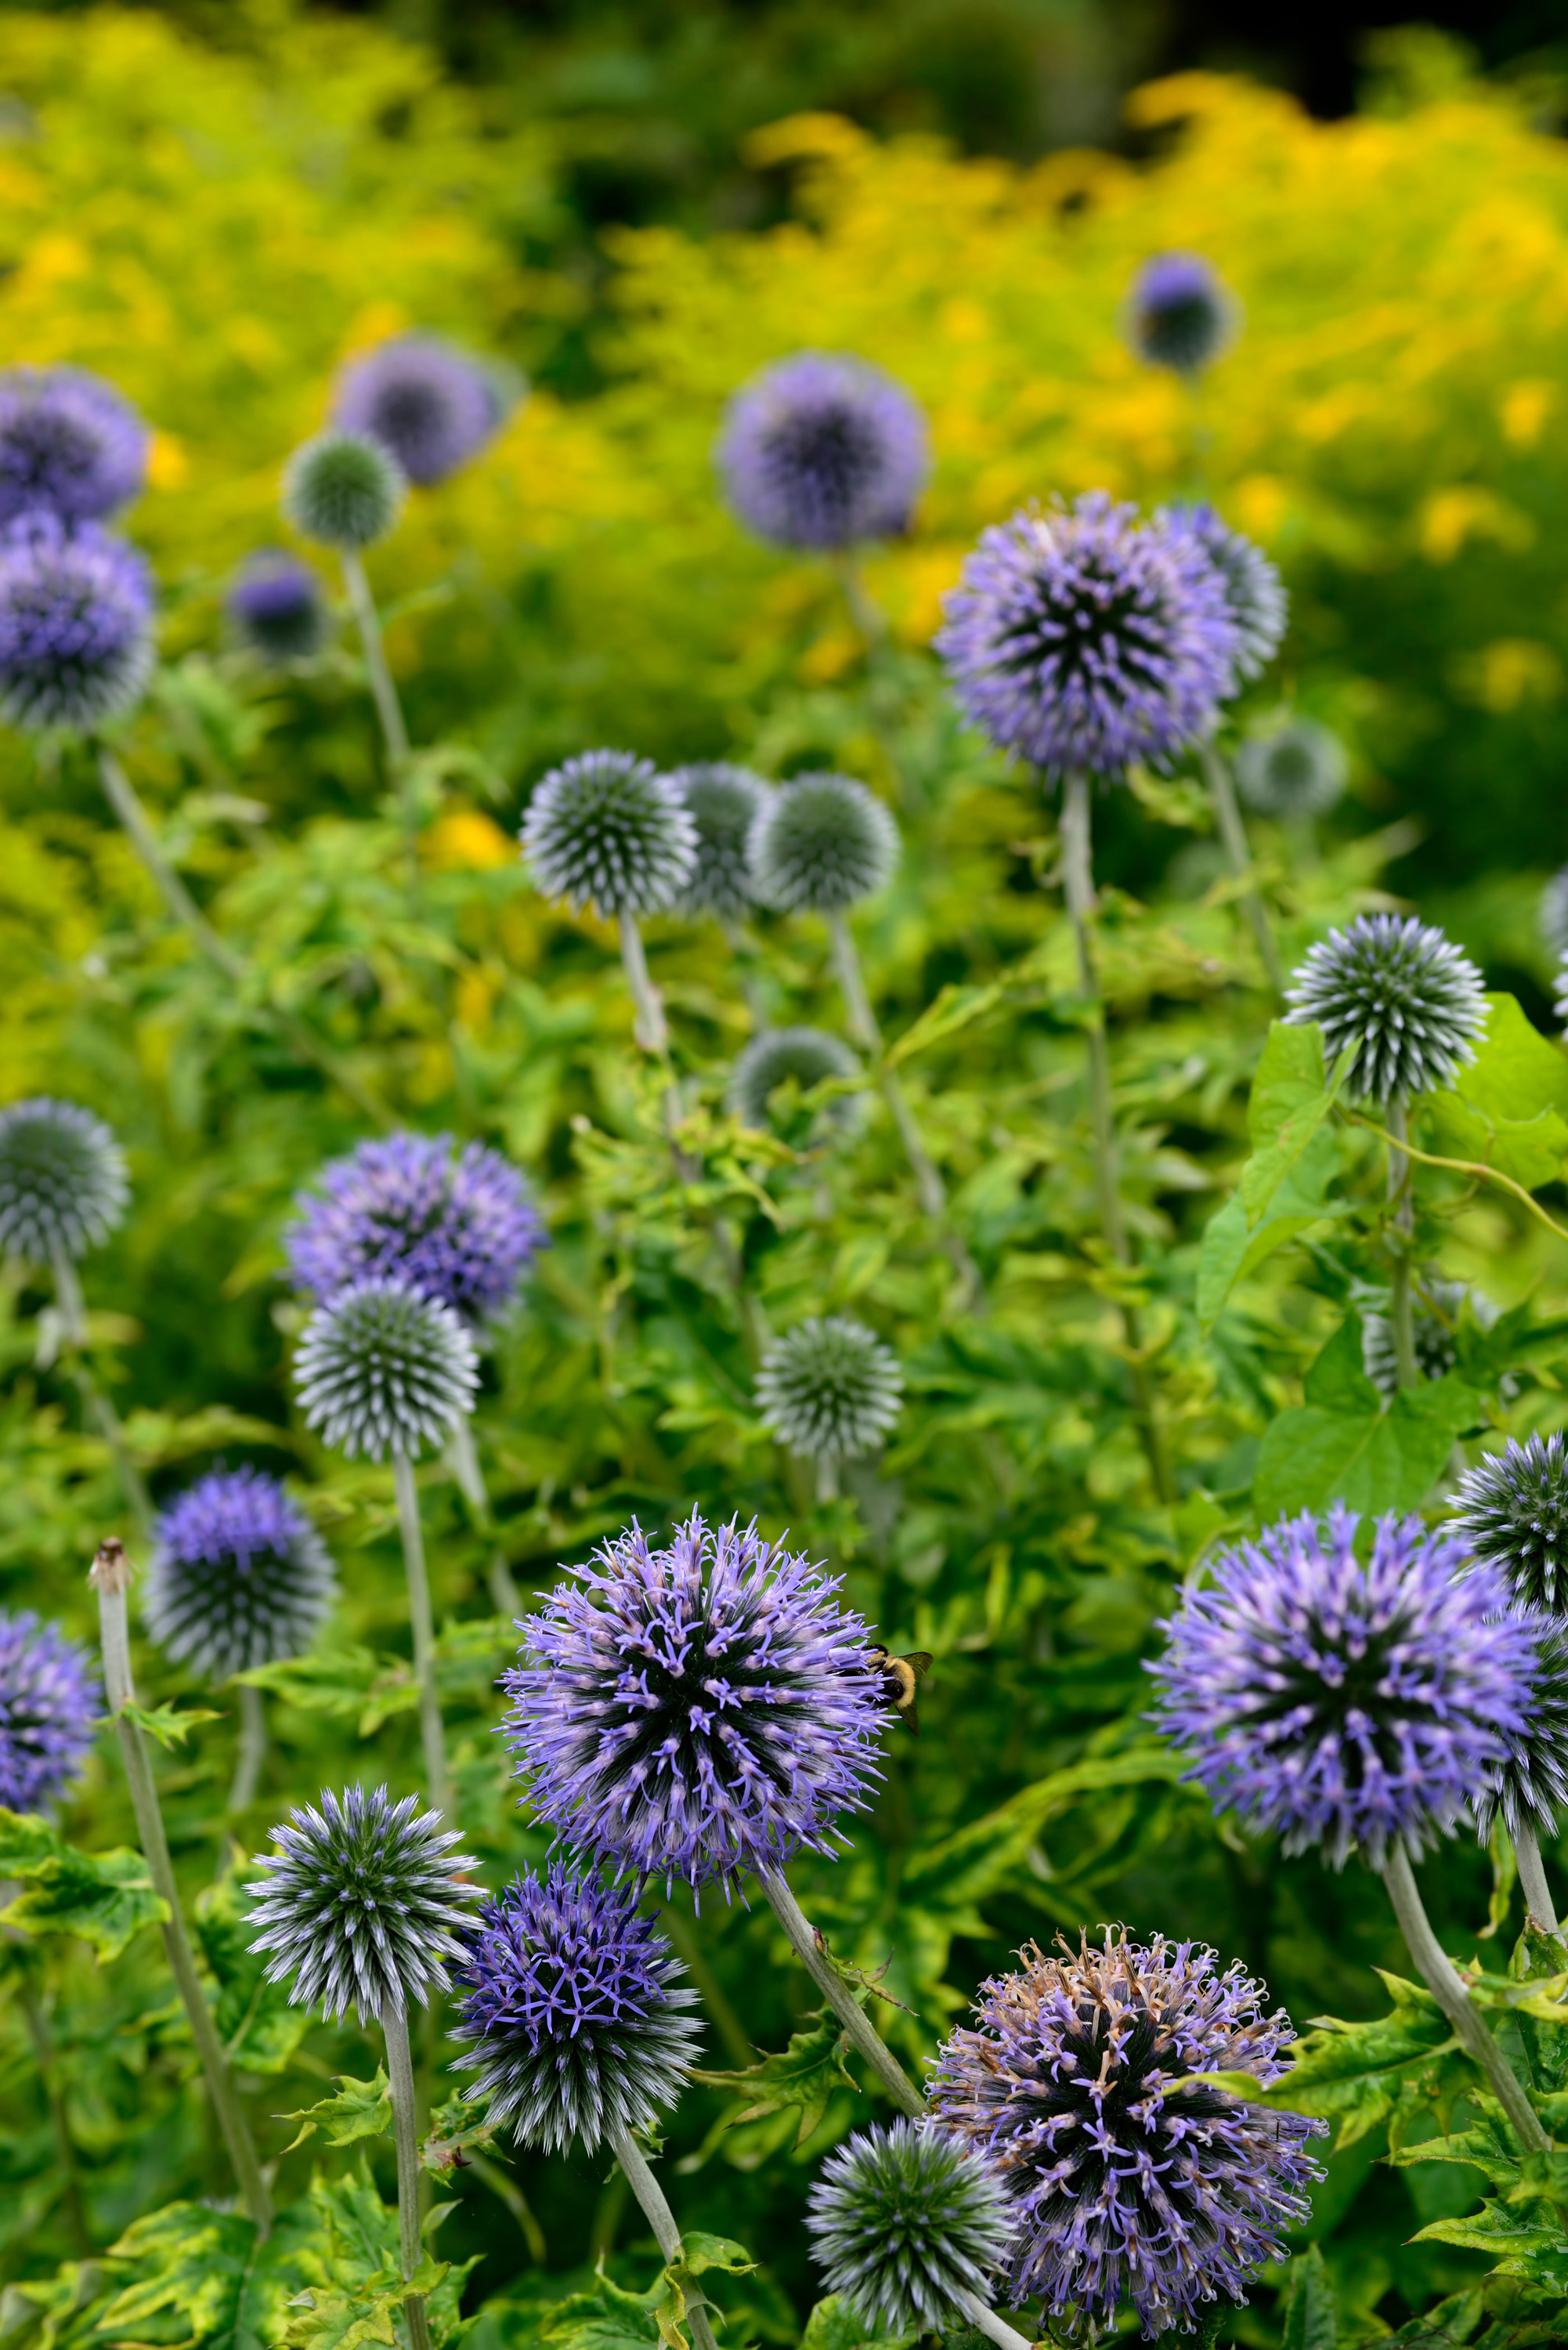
left=1421, top=994, right=1568, bottom=1188
left=279, top=2070, right=393, bottom=2153
left=1196, top=1021, right=1353, bottom=1330
left=799, top=2298, right=916, bottom=2350
left=1281, top=2243, right=1339, bottom=2350
left=0, top=1809, right=165, bottom=1961
left=690, top=2010, right=858, bottom=2149
left=1253, top=1314, right=1480, bottom=1517
left=194, top=1864, right=311, bottom=2076
left=99, top=2197, right=327, bottom=2350
left=1195, top=1971, right=1467, bottom=2149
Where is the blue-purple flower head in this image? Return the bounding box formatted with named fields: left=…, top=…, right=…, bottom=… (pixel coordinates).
left=0, top=1097, right=128, bottom=1266
left=1124, top=251, right=1239, bottom=376
left=1286, top=913, right=1487, bottom=1105
left=718, top=351, right=927, bottom=551
left=1151, top=1507, right=1536, bottom=1867
left=1471, top=1607, right=1568, bottom=1853
left=332, top=334, right=514, bottom=488
left=930, top=1931, right=1324, bottom=2340
left=144, top=1467, right=337, bottom=1681
left=0, top=367, right=148, bottom=527
left=228, top=550, right=329, bottom=663
left=935, top=494, right=1237, bottom=779
left=1161, top=504, right=1287, bottom=685
left=807, top=2120, right=1014, bottom=2337
left=286, top=1130, right=545, bottom=1329
left=0, top=514, right=153, bottom=732
left=0, top=1608, right=99, bottom=1813
left=293, top=1275, right=479, bottom=1462
left=502, top=1512, right=889, bottom=1896
left=1449, top=1433, right=1568, bottom=1614
left=451, top=1861, right=702, bottom=2153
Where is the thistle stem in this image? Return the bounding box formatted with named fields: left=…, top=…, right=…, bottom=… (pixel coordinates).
left=382, top=2000, right=433, bottom=2350
left=226, top=1682, right=268, bottom=1814
left=96, top=745, right=247, bottom=982
left=445, top=1417, right=521, bottom=1618
left=89, top=1539, right=273, bottom=2232
left=341, top=551, right=417, bottom=887
left=49, top=1250, right=152, bottom=1544
left=1386, top=1094, right=1417, bottom=1392
left=815, top=1452, right=840, bottom=1504
left=392, top=1452, right=451, bottom=1822
left=1198, top=738, right=1284, bottom=995
left=607, top=2119, right=721, bottom=2350
left=952, top=2287, right=1034, bottom=2350
left=620, top=913, right=669, bottom=1057
left=1515, top=1824, right=1561, bottom=1936
left=1381, top=1844, right=1550, bottom=2149
left=761, top=1867, right=924, bottom=2118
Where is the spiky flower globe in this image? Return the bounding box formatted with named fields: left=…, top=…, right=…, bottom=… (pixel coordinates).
left=756, top=1317, right=903, bottom=1466
left=1449, top=1434, right=1568, bottom=1612
left=668, top=761, right=769, bottom=922
left=930, top=1932, right=1325, bottom=2338
left=730, top=1027, right=862, bottom=1144
left=1151, top=1506, right=1534, bottom=1867
left=807, top=2121, right=1013, bottom=2337
left=228, top=550, right=329, bottom=663
left=1124, top=251, right=1239, bottom=376
left=143, top=1468, right=337, bottom=1681
left=451, top=1861, right=702, bottom=2153
left=717, top=351, right=928, bottom=551
left=520, top=750, right=697, bottom=921
left=1285, top=913, right=1487, bottom=1104
left=1161, top=504, right=1286, bottom=684
left=0, top=1608, right=99, bottom=1813
left=0, top=514, right=153, bottom=732
left=282, top=429, right=405, bottom=551
left=285, top=1130, right=545, bottom=1327
left=502, top=1512, right=887, bottom=1894
left=1235, top=715, right=1348, bottom=820
left=332, top=334, right=511, bottom=486
left=292, top=1275, right=478, bottom=1462
left=935, top=494, right=1237, bottom=779
left=0, top=1097, right=128, bottom=1265
left=749, top=772, right=898, bottom=914
left=1360, top=1276, right=1496, bottom=1402
left=1471, top=1609, right=1568, bottom=1849
left=247, top=1784, right=479, bottom=2022
left=1540, top=864, right=1568, bottom=964
left=0, top=366, right=148, bottom=526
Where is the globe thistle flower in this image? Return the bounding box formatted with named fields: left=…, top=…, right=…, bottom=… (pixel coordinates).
left=0, top=514, right=154, bottom=732
left=502, top=1513, right=887, bottom=1895
left=293, top=1275, right=478, bottom=1462
left=755, top=1318, right=903, bottom=1466
left=1151, top=1507, right=1535, bottom=1867
left=0, top=1608, right=99, bottom=1813
left=717, top=351, right=928, bottom=551
left=331, top=334, right=510, bottom=487
left=247, top=1784, right=479, bottom=2022
left=227, top=549, right=329, bottom=663
left=930, top=1932, right=1325, bottom=2338
left=0, top=366, right=148, bottom=527
left=806, top=2121, right=1013, bottom=2337
left=1285, top=913, right=1487, bottom=1104
left=730, top=1027, right=862, bottom=1143
left=285, top=1130, right=546, bottom=1328
left=1449, top=1434, right=1568, bottom=1612
left=668, top=761, right=769, bottom=923
left=1471, top=1610, right=1568, bottom=1848
left=143, top=1468, right=337, bottom=1681
left=1361, top=1277, right=1497, bottom=1402
left=1539, top=864, right=1568, bottom=964
left=934, top=494, right=1237, bottom=779
left=749, top=772, right=899, bottom=914
left=1235, top=714, right=1348, bottom=820
left=520, top=750, right=697, bottom=921
left=0, top=1097, right=128, bottom=1265
left=282, top=429, right=405, bottom=551
left=451, top=1861, right=702, bottom=2154
left=1124, top=251, right=1240, bottom=376
left=1160, top=504, right=1287, bottom=684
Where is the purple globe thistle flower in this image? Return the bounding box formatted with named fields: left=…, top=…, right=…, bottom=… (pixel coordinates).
left=807, top=2120, right=1013, bottom=2337
left=717, top=351, right=928, bottom=551
left=1150, top=1507, right=1536, bottom=1867
left=0, top=1097, right=128, bottom=1265
left=227, top=549, right=329, bottom=663
left=930, top=1931, right=1325, bottom=2339
left=0, top=514, right=153, bottom=732
left=1448, top=1433, right=1568, bottom=1613
left=0, top=367, right=149, bottom=527
left=1124, top=251, right=1239, bottom=376
left=451, top=1861, right=702, bottom=2153
left=1160, top=504, right=1287, bottom=685
left=144, top=1467, right=337, bottom=1681
left=332, top=334, right=512, bottom=487
left=292, top=1275, right=479, bottom=1462
left=934, top=494, right=1237, bottom=779
left=1472, top=1609, right=1568, bottom=1849
left=1286, top=913, right=1487, bottom=1105
left=502, top=1512, right=888, bottom=1896
left=285, top=1130, right=546, bottom=1328
left=0, top=1608, right=99, bottom=1813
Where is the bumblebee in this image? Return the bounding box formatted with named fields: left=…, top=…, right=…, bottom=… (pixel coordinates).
left=870, top=1647, right=933, bottom=1736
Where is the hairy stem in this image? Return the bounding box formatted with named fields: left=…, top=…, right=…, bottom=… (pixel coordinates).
left=50, top=1250, right=153, bottom=1543
left=382, top=2001, right=433, bottom=2350
left=952, top=2287, right=1034, bottom=2350
left=1514, top=1824, right=1560, bottom=1936
left=761, top=1868, right=924, bottom=2117
left=1198, top=738, right=1284, bottom=995
left=341, top=551, right=417, bottom=888
left=392, top=1452, right=451, bottom=1820
left=1386, top=1094, right=1416, bottom=1391
left=607, top=2120, right=720, bottom=2350
left=226, top=1682, right=268, bottom=1815
left=20, top=1971, right=90, bottom=2254
left=620, top=913, right=669, bottom=1056
left=97, top=745, right=247, bottom=981
left=815, top=1452, right=840, bottom=1504
left=445, top=1417, right=521, bottom=1617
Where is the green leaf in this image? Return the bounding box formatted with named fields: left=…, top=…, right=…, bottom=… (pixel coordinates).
left=689, top=2010, right=858, bottom=2148
left=121, top=1697, right=221, bottom=1749
left=1421, top=994, right=1568, bottom=1188
left=0, top=1810, right=166, bottom=1961
left=1389, top=2113, right=1521, bottom=2192
left=1253, top=1315, right=1481, bottom=1517
left=671, top=2235, right=755, bottom=2279
left=1196, top=1019, right=1355, bottom=1329
left=100, top=2196, right=327, bottom=2350
left=1198, top=1971, right=1465, bottom=2149
left=195, top=1864, right=311, bottom=2075
left=1508, top=2151, right=1568, bottom=2212
left=799, top=2297, right=917, bottom=2350
left=422, top=2091, right=504, bottom=2176
left=539, top=2269, right=664, bottom=2350
left=1281, top=2243, right=1339, bottom=2350
left=279, top=2070, right=393, bottom=2153
left=883, top=981, right=1004, bottom=1069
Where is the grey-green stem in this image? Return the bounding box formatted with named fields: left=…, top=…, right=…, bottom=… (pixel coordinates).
left=952, top=2287, right=1033, bottom=2350
left=815, top=1452, right=840, bottom=1505
left=1386, top=1094, right=1416, bottom=1390
left=761, top=1867, right=924, bottom=2117
left=1198, top=737, right=1284, bottom=996
left=50, top=1250, right=153, bottom=1544
left=341, top=551, right=417, bottom=888
left=382, top=2000, right=433, bottom=2350
left=392, top=1452, right=451, bottom=1822
left=607, top=2119, right=720, bottom=2350
left=446, top=1416, right=521, bottom=1617
left=227, top=1682, right=268, bottom=1814
left=620, top=913, right=669, bottom=1056
left=1514, top=1824, right=1560, bottom=1936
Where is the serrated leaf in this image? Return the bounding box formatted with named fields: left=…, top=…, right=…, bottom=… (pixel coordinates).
left=99, top=2196, right=326, bottom=2350
left=538, top=2267, right=664, bottom=2350
left=120, top=1698, right=221, bottom=1750
left=279, top=2070, right=392, bottom=2153
left=689, top=2010, right=857, bottom=2148
left=1421, top=995, right=1568, bottom=1188
left=422, top=2092, right=502, bottom=2175
left=0, top=1812, right=165, bottom=1961
left=1197, top=1972, right=1465, bottom=2148
left=195, top=1864, right=311, bottom=2075
left=798, top=2297, right=916, bottom=2350
left=1507, top=2151, right=1568, bottom=2211
left=671, top=2235, right=755, bottom=2279
left=1281, top=2243, right=1338, bottom=2350
left=883, top=982, right=1004, bottom=1070
left=1253, top=1314, right=1480, bottom=1517
left=1389, top=2115, right=1521, bottom=2192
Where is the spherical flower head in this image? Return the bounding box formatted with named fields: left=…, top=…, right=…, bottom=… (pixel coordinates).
left=1160, top=504, right=1286, bottom=684
left=1540, top=865, right=1568, bottom=964
left=293, top=1275, right=478, bottom=1462
left=0, top=1609, right=99, bottom=1813
left=228, top=549, right=329, bottom=663
left=0, top=367, right=149, bottom=526
left=1361, top=1277, right=1495, bottom=1403
left=1285, top=913, right=1487, bottom=1105
left=717, top=351, right=928, bottom=551
left=934, top=494, right=1237, bottom=779
left=144, top=1468, right=338, bottom=1681
left=451, top=1861, right=702, bottom=2153
left=1235, top=714, right=1348, bottom=819
left=282, top=429, right=405, bottom=551
left=286, top=1130, right=546, bottom=1327
left=1472, top=1609, right=1568, bottom=1849
left=0, top=514, right=153, bottom=733
left=1151, top=1507, right=1535, bottom=1867
left=730, top=1027, right=863, bottom=1145
left=247, top=1784, right=479, bottom=2023
left=1449, top=1434, right=1568, bottom=1612
left=749, top=772, right=899, bottom=914
left=502, top=1512, right=888, bottom=1895
left=520, top=750, right=697, bottom=921
left=668, top=761, right=769, bottom=922
left=930, top=1931, right=1325, bottom=2338
left=1124, top=251, right=1240, bottom=376
left=0, top=1096, right=128, bottom=1265
left=331, top=334, right=511, bottom=487
left=756, top=1317, right=903, bottom=1465
left=807, top=2120, right=1013, bottom=2336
